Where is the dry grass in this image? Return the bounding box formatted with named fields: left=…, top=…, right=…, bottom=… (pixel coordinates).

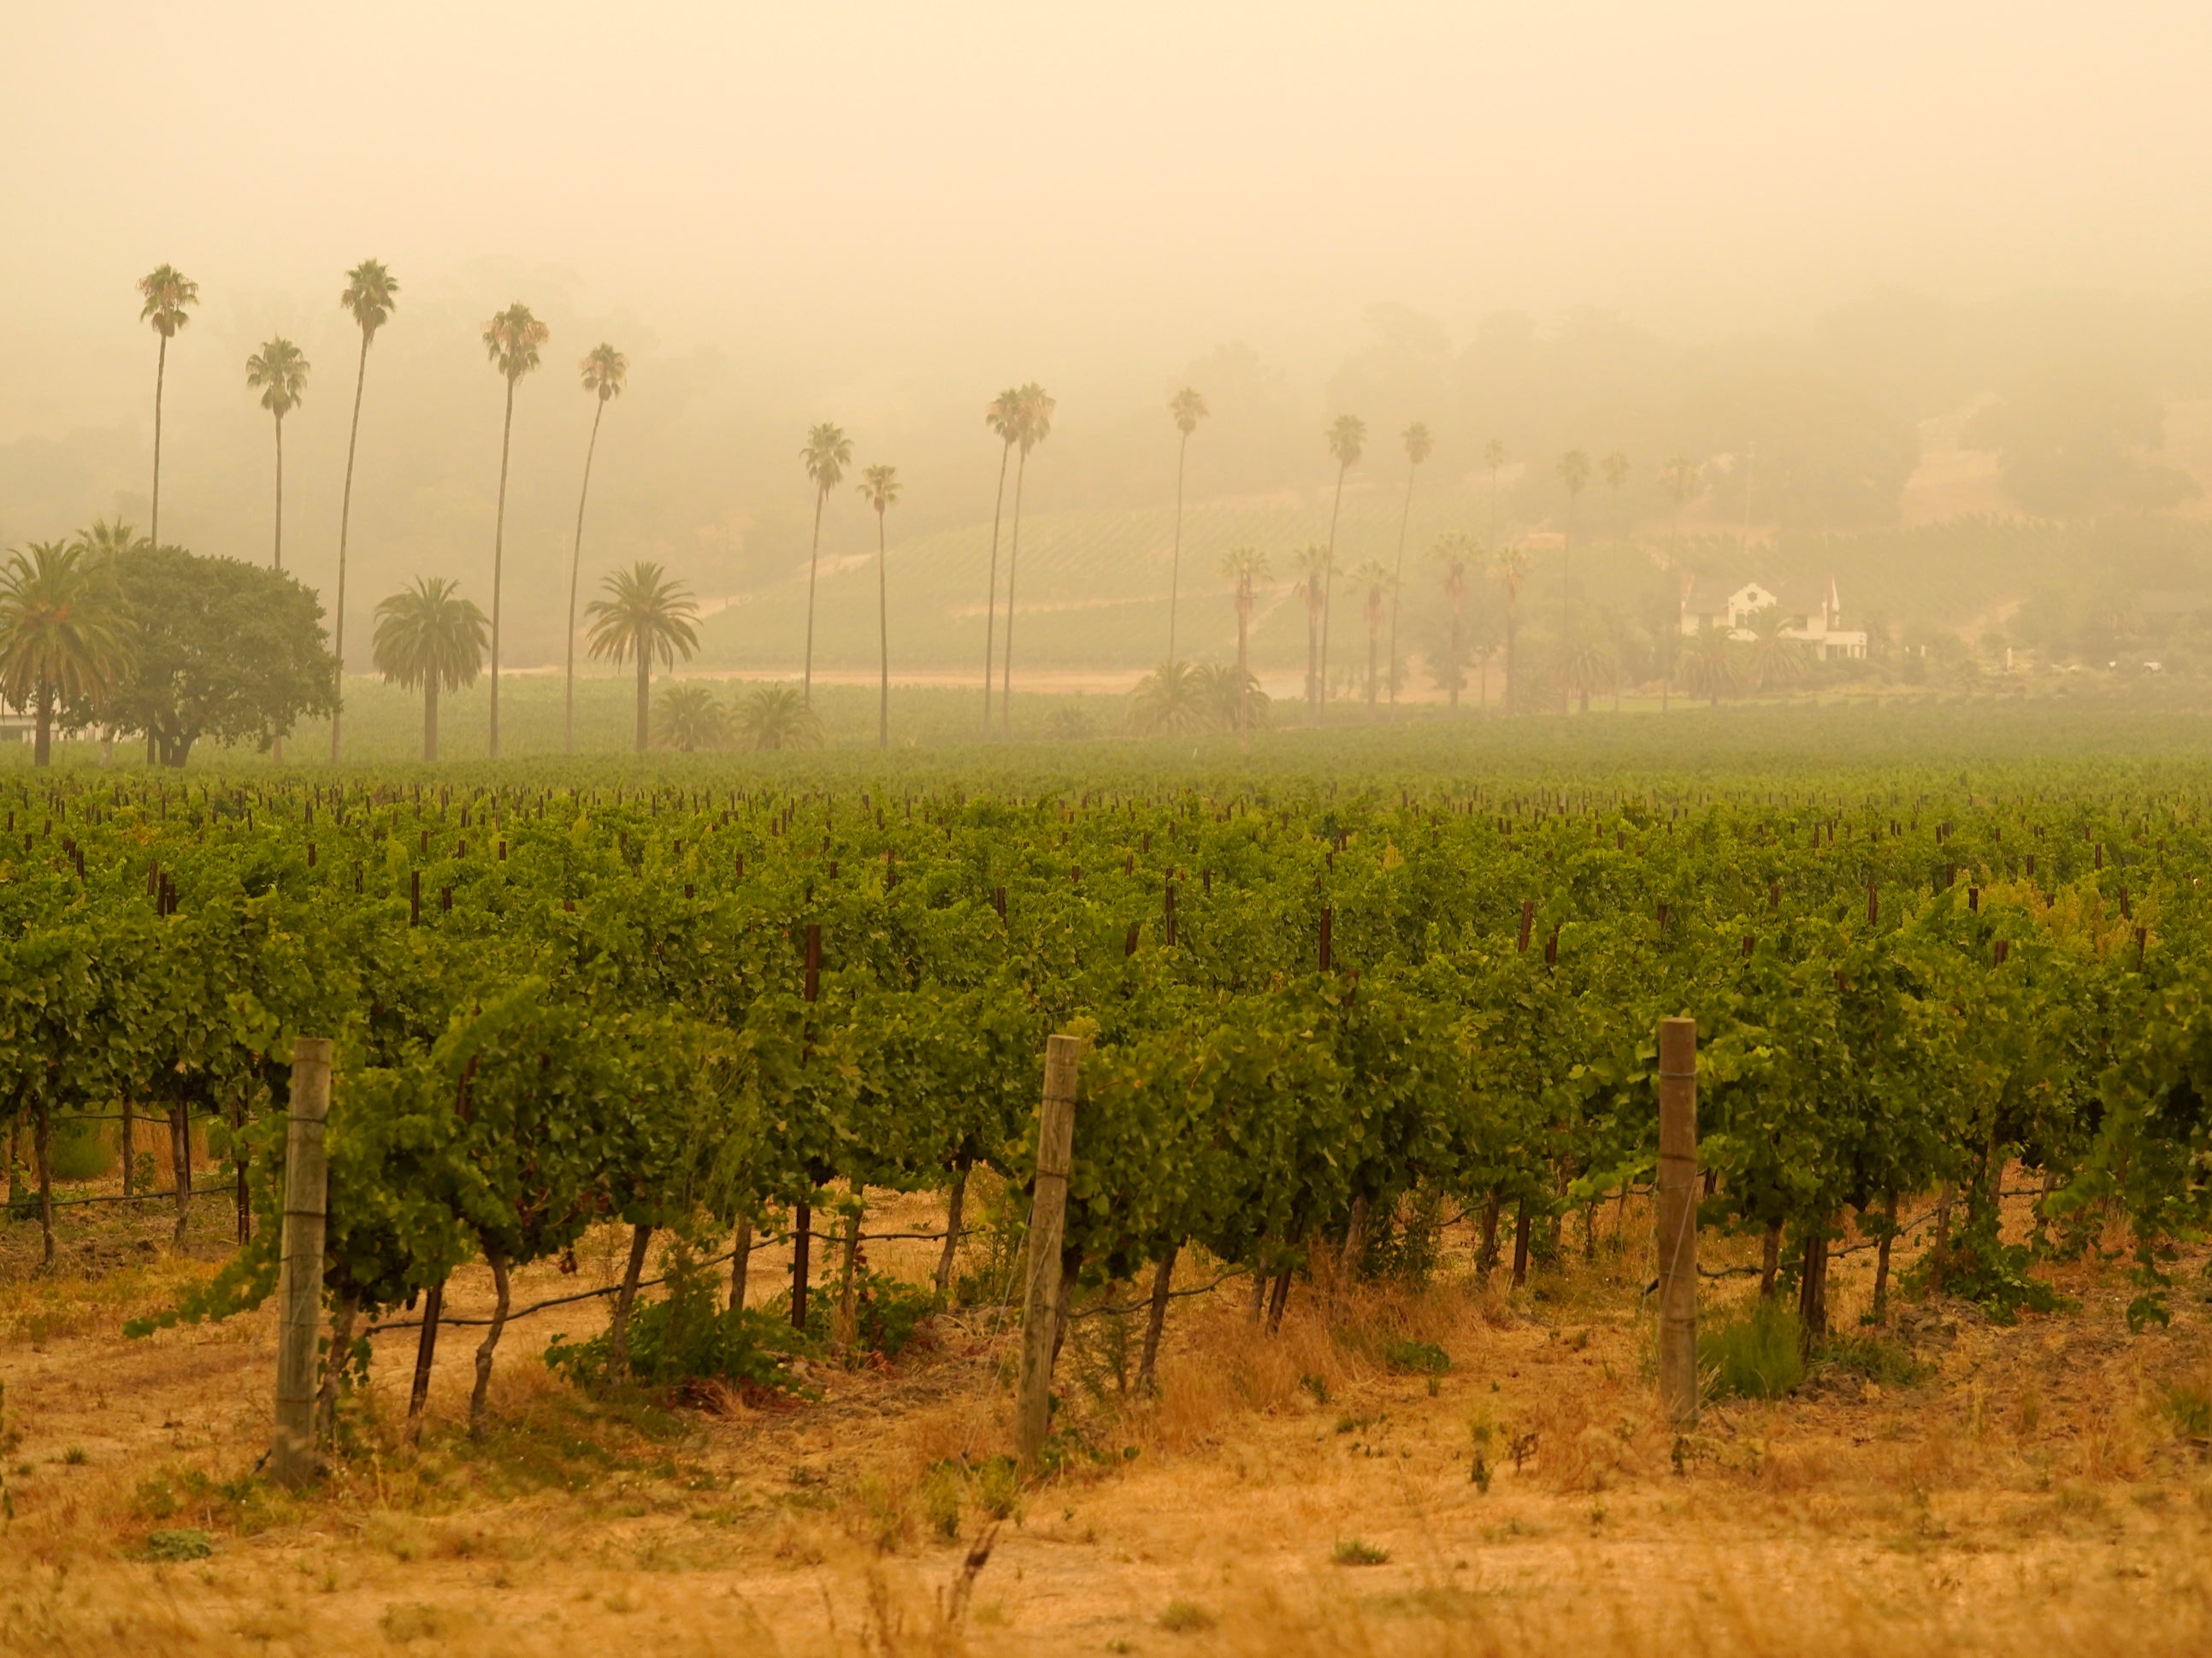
left=3, top=1180, right=2212, bottom=1655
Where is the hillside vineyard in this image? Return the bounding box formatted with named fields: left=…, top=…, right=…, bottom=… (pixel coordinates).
left=6, top=762, right=2208, bottom=1414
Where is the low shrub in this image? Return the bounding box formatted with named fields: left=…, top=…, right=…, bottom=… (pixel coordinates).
left=1699, top=1299, right=1805, bottom=1401
left=546, top=1243, right=806, bottom=1397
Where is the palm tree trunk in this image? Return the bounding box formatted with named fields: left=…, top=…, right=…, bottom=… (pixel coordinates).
left=423, top=679, right=439, bottom=764
left=488, top=376, right=516, bottom=759
left=634, top=651, right=650, bottom=754
left=980, top=441, right=1011, bottom=736
left=1560, top=502, right=1574, bottom=716
left=1305, top=608, right=1318, bottom=712
left=1389, top=460, right=1417, bottom=709
left=332, top=329, right=371, bottom=764
left=999, top=445, right=1030, bottom=739
left=150, top=334, right=168, bottom=547
left=1449, top=604, right=1462, bottom=712
left=1235, top=602, right=1250, bottom=752
left=272, top=411, right=285, bottom=571
left=1318, top=465, right=1346, bottom=722
left=802, top=485, right=826, bottom=704
left=566, top=397, right=607, bottom=754
left=1168, top=431, right=1189, bottom=665
left=1505, top=605, right=1519, bottom=715
left=32, top=680, right=51, bottom=768
left=1366, top=622, right=1378, bottom=717
left=876, top=507, right=890, bottom=751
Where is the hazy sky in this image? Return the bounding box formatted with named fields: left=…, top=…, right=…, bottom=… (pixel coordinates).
left=7, top=0, right=2211, bottom=442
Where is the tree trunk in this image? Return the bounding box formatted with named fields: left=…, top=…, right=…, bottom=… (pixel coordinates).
left=934, top=1165, right=967, bottom=1300
left=1169, top=431, right=1189, bottom=665
left=1759, top=1218, right=1783, bottom=1299
left=1318, top=464, right=1346, bottom=723
left=332, top=329, right=371, bottom=764
left=169, top=1104, right=192, bottom=1248
left=316, top=1289, right=360, bottom=1443
left=1305, top=611, right=1319, bottom=717
left=980, top=441, right=1012, bottom=735
left=1871, top=1195, right=1896, bottom=1324
left=999, top=446, right=1031, bottom=738
left=469, top=1248, right=511, bottom=1438
left=609, top=1223, right=652, bottom=1377
left=1796, top=1221, right=1831, bottom=1351
left=32, top=681, right=52, bottom=768
left=272, top=410, right=285, bottom=571
left=835, top=1186, right=866, bottom=1349
left=1366, top=627, right=1378, bottom=718
left=1389, top=459, right=1416, bottom=707
left=121, top=1097, right=135, bottom=1200
left=1477, top=1192, right=1501, bottom=1277
left=33, top=1097, right=54, bottom=1270
left=488, top=376, right=516, bottom=759
left=1342, top=1192, right=1370, bottom=1283
left=1235, top=607, right=1250, bottom=750
left=151, top=333, right=168, bottom=546
left=802, top=485, right=827, bottom=704
left=423, top=681, right=439, bottom=765
left=1932, top=1178, right=1956, bottom=1289
left=1448, top=605, right=1462, bottom=712
left=634, top=650, right=650, bottom=755
left=1510, top=1199, right=1533, bottom=1287
left=729, top=1217, right=752, bottom=1312
left=407, top=1279, right=444, bottom=1435
left=789, top=1200, right=811, bottom=1331
left=1265, top=1259, right=1295, bottom=1332
left=1137, top=1243, right=1177, bottom=1394
left=566, top=396, right=606, bottom=754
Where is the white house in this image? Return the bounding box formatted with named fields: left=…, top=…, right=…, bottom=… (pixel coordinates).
left=1678, top=574, right=1867, bottom=661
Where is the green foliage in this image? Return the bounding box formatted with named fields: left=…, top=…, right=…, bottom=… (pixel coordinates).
left=800, top=1265, right=938, bottom=1360
left=1815, top=1330, right=1929, bottom=1388
left=1381, top=1338, right=1451, bottom=1377
left=1331, top=1539, right=1390, bottom=1566
left=143, top=1527, right=214, bottom=1561
left=1699, top=1301, right=1806, bottom=1401
left=546, top=1244, right=805, bottom=1395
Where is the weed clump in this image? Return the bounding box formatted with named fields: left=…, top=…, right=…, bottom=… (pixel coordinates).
left=1700, top=1300, right=1805, bottom=1401
left=546, top=1244, right=805, bottom=1398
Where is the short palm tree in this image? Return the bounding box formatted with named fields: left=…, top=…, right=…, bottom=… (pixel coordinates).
left=138, top=265, right=198, bottom=546
left=245, top=338, right=310, bottom=570
left=799, top=421, right=853, bottom=704
left=1492, top=542, right=1531, bottom=714
left=567, top=343, right=628, bottom=752
left=1388, top=422, right=1432, bottom=709
left=372, top=576, right=487, bottom=763
left=481, top=302, right=550, bottom=758
left=0, top=541, right=133, bottom=767
left=1744, top=605, right=1810, bottom=692
left=1127, top=659, right=1211, bottom=736
left=1349, top=558, right=1393, bottom=717
left=856, top=463, right=900, bottom=750
left=1317, top=414, right=1366, bottom=721
left=1430, top=532, right=1477, bottom=713
left=1218, top=544, right=1270, bottom=744
left=332, top=257, right=400, bottom=764
left=978, top=386, right=1023, bottom=735
left=1291, top=543, right=1331, bottom=717
left=586, top=561, right=700, bottom=755
left=734, top=683, right=823, bottom=751
left=998, top=383, right=1056, bottom=738
left=1193, top=660, right=1266, bottom=733
left=1165, top=386, right=1208, bottom=665
left=1555, top=449, right=1591, bottom=712
left=653, top=682, right=726, bottom=752
left=1678, top=620, right=1740, bottom=706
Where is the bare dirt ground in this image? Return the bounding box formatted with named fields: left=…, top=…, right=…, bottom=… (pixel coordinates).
left=3, top=1177, right=2209, bottom=1657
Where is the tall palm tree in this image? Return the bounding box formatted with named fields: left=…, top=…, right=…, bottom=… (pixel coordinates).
left=1554, top=449, right=1591, bottom=713
left=734, top=683, right=823, bottom=751
left=566, top=343, right=628, bottom=752
left=371, top=577, right=487, bottom=764
left=244, top=339, right=310, bottom=570
left=978, top=387, right=1023, bottom=735
left=1291, top=543, right=1331, bottom=716
left=858, top=463, right=900, bottom=750
left=1659, top=455, right=1699, bottom=551
left=586, top=561, right=701, bottom=755
left=799, top=422, right=853, bottom=704
left=481, top=302, right=549, bottom=759
left=1493, top=542, right=1531, bottom=714
left=1600, top=450, right=1631, bottom=501
left=137, top=266, right=198, bottom=548
left=998, top=383, right=1055, bottom=738
left=0, top=541, right=132, bottom=767
left=1387, top=422, right=1431, bottom=710
left=1482, top=439, right=1507, bottom=546
left=1165, top=386, right=1208, bottom=665
left=1350, top=559, right=1393, bottom=718
left=1430, top=532, right=1477, bottom=713
left=332, top=258, right=399, bottom=764
left=1317, top=415, right=1366, bottom=722
left=1218, top=544, right=1270, bottom=747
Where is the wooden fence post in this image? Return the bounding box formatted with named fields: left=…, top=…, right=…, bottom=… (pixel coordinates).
left=1016, top=1033, right=1081, bottom=1473
left=271, top=1037, right=333, bottom=1487
left=1655, top=1016, right=1699, bottom=1431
